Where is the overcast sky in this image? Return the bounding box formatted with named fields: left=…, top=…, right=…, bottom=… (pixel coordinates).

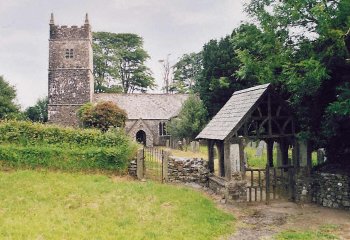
left=0, top=0, right=248, bottom=109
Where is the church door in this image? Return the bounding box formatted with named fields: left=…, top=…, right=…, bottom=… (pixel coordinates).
left=136, top=130, right=146, bottom=146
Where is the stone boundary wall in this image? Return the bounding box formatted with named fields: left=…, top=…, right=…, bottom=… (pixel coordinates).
left=295, top=169, right=350, bottom=210
left=167, top=157, right=209, bottom=185
left=312, top=172, right=350, bottom=210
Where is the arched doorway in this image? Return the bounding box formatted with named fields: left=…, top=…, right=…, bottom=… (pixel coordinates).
left=136, top=130, right=146, bottom=146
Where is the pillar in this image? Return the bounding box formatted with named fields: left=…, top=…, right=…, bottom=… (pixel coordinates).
left=207, top=140, right=214, bottom=173
left=266, top=139, right=274, bottom=167
left=136, top=149, right=144, bottom=180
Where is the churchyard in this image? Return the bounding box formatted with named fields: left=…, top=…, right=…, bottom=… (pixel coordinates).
left=0, top=0, right=349, bottom=239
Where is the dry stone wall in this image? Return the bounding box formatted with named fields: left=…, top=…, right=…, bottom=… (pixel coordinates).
left=312, top=172, right=350, bottom=209
left=167, top=157, right=209, bottom=185
left=295, top=169, right=350, bottom=210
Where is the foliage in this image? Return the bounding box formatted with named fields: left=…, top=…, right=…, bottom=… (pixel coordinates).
left=93, top=32, right=156, bottom=93
left=167, top=95, right=208, bottom=140
left=240, top=0, right=350, bottom=161
left=0, top=76, right=21, bottom=119
left=172, top=52, right=202, bottom=93
left=0, top=120, right=137, bottom=172
left=0, top=170, right=235, bottom=239
left=78, top=101, right=127, bottom=132
left=196, top=34, right=258, bottom=117
left=190, top=0, right=350, bottom=163
left=24, top=97, right=48, bottom=122
left=322, top=83, right=350, bottom=163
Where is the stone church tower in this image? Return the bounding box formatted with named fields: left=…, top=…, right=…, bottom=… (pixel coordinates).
left=48, top=13, right=94, bottom=126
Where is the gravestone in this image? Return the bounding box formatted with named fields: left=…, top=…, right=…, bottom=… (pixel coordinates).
left=317, top=148, right=326, bottom=164
left=190, top=141, right=196, bottom=152
left=275, top=142, right=282, bottom=167
left=299, top=141, right=308, bottom=167
left=255, top=141, right=265, bottom=157
left=166, top=139, right=170, bottom=148
left=195, top=141, right=200, bottom=152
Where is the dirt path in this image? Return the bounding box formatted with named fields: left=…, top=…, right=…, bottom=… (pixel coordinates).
left=220, top=200, right=350, bottom=240
left=183, top=183, right=350, bottom=240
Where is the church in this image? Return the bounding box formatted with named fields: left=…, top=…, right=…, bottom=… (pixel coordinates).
left=47, top=14, right=188, bottom=147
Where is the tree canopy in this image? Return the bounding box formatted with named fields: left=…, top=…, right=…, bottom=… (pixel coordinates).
left=25, top=97, right=48, bottom=123
left=172, top=0, right=349, bottom=163
left=171, top=52, right=202, bottom=93
left=93, top=32, right=156, bottom=93
left=0, top=76, right=20, bottom=119
left=167, top=95, right=208, bottom=141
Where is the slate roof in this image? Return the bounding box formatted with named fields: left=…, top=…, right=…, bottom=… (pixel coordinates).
left=93, top=93, right=189, bottom=120
left=196, top=84, right=270, bottom=140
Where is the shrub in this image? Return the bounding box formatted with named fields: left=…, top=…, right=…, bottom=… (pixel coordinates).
left=0, top=120, right=137, bottom=172
left=78, top=101, right=127, bottom=132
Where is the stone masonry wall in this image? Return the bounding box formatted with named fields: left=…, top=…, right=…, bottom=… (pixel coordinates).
left=295, top=169, right=350, bottom=210
left=125, top=119, right=169, bottom=146
left=48, top=105, right=81, bottom=127
left=167, top=157, right=209, bottom=185
left=50, top=25, right=91, bottom=40
left=312, top=172, right=350, bottom=210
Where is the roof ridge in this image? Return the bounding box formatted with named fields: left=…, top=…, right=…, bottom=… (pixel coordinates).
left=94, top=93, right=189, bottom=96
left=233, top=83, right=270, bottom=96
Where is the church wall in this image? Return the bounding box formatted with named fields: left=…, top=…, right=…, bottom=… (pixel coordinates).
left=48, top=105, right=80, bottom=127
left=125, top=119, right=169, bottom=146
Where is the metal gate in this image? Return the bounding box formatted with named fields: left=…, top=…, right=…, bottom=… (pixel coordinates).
left=143, top=147, right=166, bottom=182
left=246, top=165, right=295, bottom=203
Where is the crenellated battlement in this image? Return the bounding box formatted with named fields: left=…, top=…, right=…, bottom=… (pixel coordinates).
left=49, top=13, right=91, bottom=40
left=50, top=24, right=91, bottom=40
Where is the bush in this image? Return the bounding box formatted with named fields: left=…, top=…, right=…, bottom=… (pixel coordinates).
left=0, top=120, right=137, bottom=172
left=78, top=101, right=127, bottom=132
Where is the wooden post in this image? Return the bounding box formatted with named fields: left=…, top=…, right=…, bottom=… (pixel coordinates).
left=208, top=140, right=214, bottom=173
left=267, top=139, right=274, bottom=167
left=266, top=139, right=273, bottom=204
left=292, top=138, right=299, bottom=169
left=280, top=139, right=289, bottom=166
left=162, top=150, right=169, bottom=182
left=136, top=148, right=144, bottom=180
left=266, top=163, right=270, bottom=204
left=218, top=141, right=225, bottom=177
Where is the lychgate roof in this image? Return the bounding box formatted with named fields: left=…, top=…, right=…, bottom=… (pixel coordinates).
left=196, top=84, right=271, bottom=140
left=93, top=93, right=189, bottom=120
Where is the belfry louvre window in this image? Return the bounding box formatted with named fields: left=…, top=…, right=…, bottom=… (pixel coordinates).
left=65, top=49, right=74, bottom=58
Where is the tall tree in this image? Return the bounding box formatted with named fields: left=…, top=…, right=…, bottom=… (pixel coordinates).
left=93, top=32, right=156, bottom=93
left=240, top=0, right=350, bottom=161
left=25, top=97, right=48, bottom=122
left=159, top=54, right=172, bottom=93
left=0, top=76, right=20, bottom=119
left=167, top=95, right=208, bottom=141
left=196, top=34, right=258, bottom=118
left=172, top=52, right=202, bottom=93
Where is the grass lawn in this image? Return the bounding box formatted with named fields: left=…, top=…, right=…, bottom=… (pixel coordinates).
left=0, top=170, right=234, bottom=240
left=276, top=224, right=340, bottom=240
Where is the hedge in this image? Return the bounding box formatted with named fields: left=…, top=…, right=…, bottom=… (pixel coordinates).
left=0, top=121, right=137, bottom=172
left=0, top=120, right=128, bottom=147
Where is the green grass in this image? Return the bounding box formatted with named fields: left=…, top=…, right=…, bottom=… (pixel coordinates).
left=0, top=170, right=235, bottom=239
left=275, top=224, right=340, bottom=240
left=245, top=146, right=318, bottom=169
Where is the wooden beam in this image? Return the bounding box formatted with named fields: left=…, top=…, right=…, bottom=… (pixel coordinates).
left=207, top=140, right=214, bottom=173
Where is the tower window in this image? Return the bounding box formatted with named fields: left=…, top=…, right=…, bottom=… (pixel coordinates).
left=65, top=49, right=74, bottom=58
